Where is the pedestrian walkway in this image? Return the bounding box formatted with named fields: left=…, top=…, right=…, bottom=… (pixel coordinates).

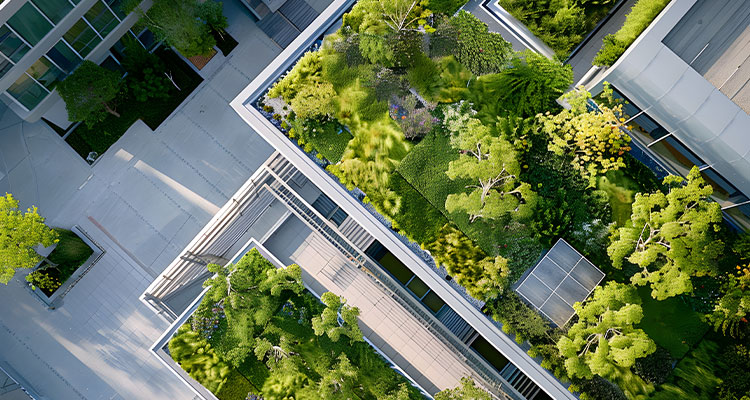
left=0, top=1, right=334, bottom=398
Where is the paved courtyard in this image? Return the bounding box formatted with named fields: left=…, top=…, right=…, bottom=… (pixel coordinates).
left=0, top=0, right=334, bottom=398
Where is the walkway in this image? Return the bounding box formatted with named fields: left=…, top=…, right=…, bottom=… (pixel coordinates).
left=0, top=0, right=333, bottom=398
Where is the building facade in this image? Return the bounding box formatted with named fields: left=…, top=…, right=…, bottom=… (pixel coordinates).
left=0, top=0, right=152, bottom=126
left=582, top=0, right=750, bottom=230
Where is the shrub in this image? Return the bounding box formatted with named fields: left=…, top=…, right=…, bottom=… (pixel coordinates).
left=592, top=0, right=672, bottom=66
left=717, top=345, right=750, bottom=400
left=331, top=32, right=367, bottom=67
left=290, top=82, right=337, bottom=120
left=429, top=0, right=469, bottom=15
left=26, top=269, right=61, bottom=292
left=365, top=67, right=408, bottom=102
left=129, top=67, right=171, bottom=102
left=169, top=325, right=230, bottom=393
left=633, top=347, right=673, bottom=385
left=268, top=51, right=322, bottom=102
left=450, top=11, right=513, bottom=75
left=487, top=292, right=550, bottom=344
left=389, top=94, right=437, bottom=140
left=576, top=375, right=627, bottom=400
left=406, top=53, right=441, bottom=97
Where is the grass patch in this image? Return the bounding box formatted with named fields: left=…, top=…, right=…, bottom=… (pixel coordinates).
left=637, top=287, right=709, bottom=359
left=33, top=229, right=94, bottom=296
left=389, top=172, right=449, bottom=245
left=215, top=370, right=256, bottom=400
left=300, top=120, right=352, bottom=163
left=597, top=170, right=638, bottom=226
left=65, top=48, right=203, bottom=159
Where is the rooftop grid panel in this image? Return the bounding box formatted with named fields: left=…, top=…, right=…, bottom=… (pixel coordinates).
left=515, top=239, right=604, bottom=327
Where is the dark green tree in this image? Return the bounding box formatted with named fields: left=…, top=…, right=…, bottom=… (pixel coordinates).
left=495, top=51, right=573, bottom=117
left=449, top=11, right=513, bottom=75
left=57, top=61, right=121, bottom=127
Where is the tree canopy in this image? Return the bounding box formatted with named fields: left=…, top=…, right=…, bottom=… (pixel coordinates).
left=57, top=61, right=122, bottom=128
left=444, top=110, right=536, bottom=222
left=435, top=377, right=492, bottom=400
left=607, top=167, right=724, bottom=300
left=708, top=267, right=750, bottom=339
left=0, top=193, right=58, bottom=284
left=312, top=292, right=364, bottom=343
left=557, top=282, right=656, bottom=379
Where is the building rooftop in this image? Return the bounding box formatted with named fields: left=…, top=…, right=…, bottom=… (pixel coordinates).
left=664, top=0, right=750, bottom=114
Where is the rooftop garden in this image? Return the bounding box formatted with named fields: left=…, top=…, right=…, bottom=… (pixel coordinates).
left=254, top=0, right=750, bottom=398
left=168, top=249, right=424, bottom=400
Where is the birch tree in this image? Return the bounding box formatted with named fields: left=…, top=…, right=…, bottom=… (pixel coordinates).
left=607, top=167, right=724, bottom=300
left=557, top=282, right=655, bottom=379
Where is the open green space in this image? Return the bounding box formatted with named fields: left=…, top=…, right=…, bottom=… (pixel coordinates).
left=27, top=229, right=94, bottom=296
left=637, top=287, right=709, bottom=359
left=65, top=48, right=203, bottom=160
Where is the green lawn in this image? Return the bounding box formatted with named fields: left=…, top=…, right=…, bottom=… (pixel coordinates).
left=34, top=229, right=94, bottom=296
left=66, top=49, right=203, bottom=159
left=389, top=172, right=449, bottom=245
left=302, top=120, right=352, bottom=163
left=637, top=287, right=709, bottom=359
left=597, top=170, right=639, bottom=227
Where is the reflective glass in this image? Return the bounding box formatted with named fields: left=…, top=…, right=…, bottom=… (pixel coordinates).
left=0, top=56, right=13, bottom=79
left=7, top=3, right=53, bottom=45
left=105, top=0, right=127, bottom=19
left=7, top=74, right=48, bottom=110
left=32, top=0, right=74, bottom=24
left=0, top=25, right=30, bottom=62
left=725, top=204, right=750, bottom=232
left=85, top=1, right=118, bottom=38
left=702, top=168, right=743, bottom=205
left=46, top=41, right=81, bottom=75
left=63, top=19, right=101, bottom=57
left=649, top=136, right=705, bottom=176
left=26, top=57, right=65, bottom=90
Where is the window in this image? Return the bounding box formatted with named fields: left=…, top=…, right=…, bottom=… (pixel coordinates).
left=0, top=57, right=13, bottom=79
left=649, top=136, right=705, bottom=176
left=105, top=0, right=127, bottom=19
left=25, top=58, right=65, bottom=90
left=32, top=0, right=74, bottom=24
left=607, top=87, right=670, bottom=143
left=0, top=26, right=30, bottom=62
left=84, top=1, right=119, bottom=38
left=725, top=203, right=750, bottom=232
left=46, top=41, right=81, bottom=75
left=701, top=168, right=743, bottom=205
left=63, top=19, right=101, bottom=57
left=7, top=3, right=53, bottom=45
left=7, top=74, right=48, bottom=110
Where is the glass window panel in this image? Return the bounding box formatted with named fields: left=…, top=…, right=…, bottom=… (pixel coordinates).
left=63, top=19, right=101, bottom=57
left=628, top=113, right=669, bottom=143
left=46, top=41, right=81, bottom=75
left=26, top=57, right=65, bottom=90
left=649, top=136, right=706, bottom=176
left=0, top=57, right=13, bottom=79
left=7, top=3, right=53, bottom=46
left=0, top=25, right=30, bottom=62
left=725, top=203, right=750, bottom=232
left=137, top=29, right=156, bottom=50
left=7, top=74, right=48, bottom=110
left=32, top=0, right=74, bottom=24
left=84, top=1, right=118, bottom=38
left=105, top=0, right=127, bottom=19
left=406, top=276, right=429, bottom=298
left=100, top=55, right=124, bottom=74
left=702, top=168, right=743, bottom=205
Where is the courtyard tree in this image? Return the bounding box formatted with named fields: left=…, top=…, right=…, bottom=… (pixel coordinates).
left=168, top=325, right=230, bottom=393
left=312, top=292, right=363, bottom=343
left=435, top=377, right=492, bottom=400
left=708, top=266, right=750, bottom=339
left=57, top=61, right=122, bottom=128
left=0, top=193, right=58, bottom=284
left=444, top=115, right=536, bottom=222
left=607, top=167, right=724, bottom=300
left=538, top=87, right=631, bottom=186
left=495, top=51, right=573, bottom=117
left=124, top=0, right=226, bottom=57
left=557, top=282, right=656, bottom=380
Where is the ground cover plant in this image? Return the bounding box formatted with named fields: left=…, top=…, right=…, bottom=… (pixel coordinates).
left=498, top=0, right=618, bottom=57
left=65, top=47, right=203, bottom=160
left=26, top=229, right=94, bottom=296
left=169, top=249, right=420, bottom=400
left=256, top=1, right=749, bottom=398
left=593, top=0, right=672, bottom=66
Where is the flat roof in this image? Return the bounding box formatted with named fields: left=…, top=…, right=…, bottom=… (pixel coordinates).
left=515, top=239, right=604, bottom=327
left=663, top=0, right=750, bottom=114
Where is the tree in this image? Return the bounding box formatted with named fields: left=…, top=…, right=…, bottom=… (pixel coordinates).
left=708, top=266, right=750, bottom=339
left=126, top=0, right=225, bottom=57
left=0, top=193, right=58, bottom=284
left=538, top=87, right=631, bottom=186
left=378, top=0, right=431, bottom=33
left=607, top=167, right=724, bottom=300
left=495, top=51, right=573, bottom=117
left=557, top=282, right=656, bottom=380
left=444, top=115, right=536, bottom=222
left=57, top=61, right=121, bottom=128
left=435, top=377, right=492, bottom=400
left=168, top=325, right=230, bottom=393
left=449, top=11, right=513, bottom=75
left=312, top=292, right=363, bottom=343
left=317, top=354, right=359, bottom=399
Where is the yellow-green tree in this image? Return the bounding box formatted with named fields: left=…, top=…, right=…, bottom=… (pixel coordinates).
left=538, top=87, right=631, bottom=186
left=312, top=292, right=363, bottom=343
left=435, top=377, right=492, bottom=400
left=557, top=282, right=655, bottom=380
left=444, top=116, right=536, bottom=222
left=0, top=193, right=58, bottom=284
left=607, top=167, right=724, bottom=300
left=708, top=266, right=750, bottom=339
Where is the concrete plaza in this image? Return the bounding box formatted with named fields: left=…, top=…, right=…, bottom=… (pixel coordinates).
left=0, top=0, right=333, bottom=398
